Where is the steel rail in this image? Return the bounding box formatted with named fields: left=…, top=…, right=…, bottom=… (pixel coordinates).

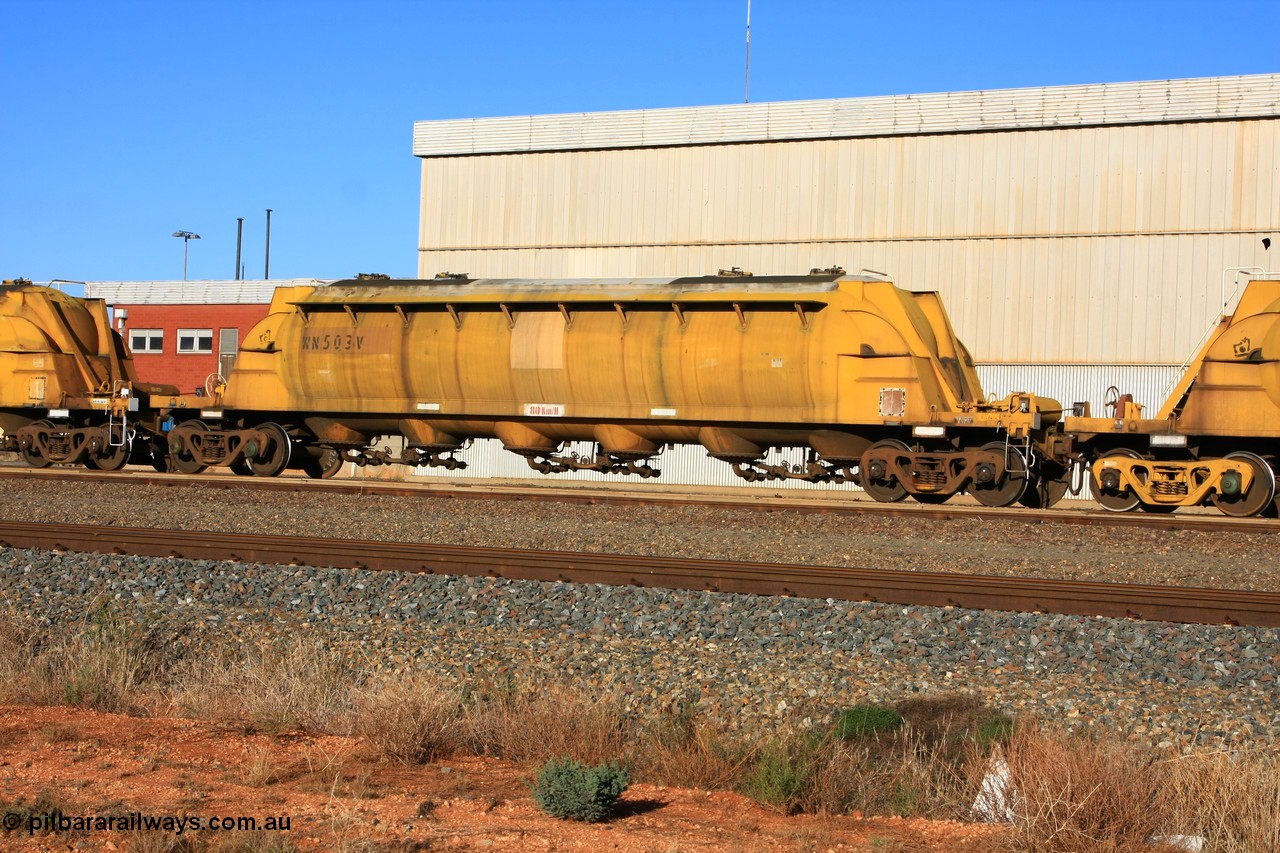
left=3, top=466, right=1278, bottom=535
left=0, top=521, right=1275, bottom=628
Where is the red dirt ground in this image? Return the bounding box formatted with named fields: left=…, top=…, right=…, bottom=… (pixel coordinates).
left=0, top=705, right=1000, bottom=851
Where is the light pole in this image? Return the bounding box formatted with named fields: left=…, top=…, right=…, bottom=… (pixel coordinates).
left=172, top=231, right=201, bottom=280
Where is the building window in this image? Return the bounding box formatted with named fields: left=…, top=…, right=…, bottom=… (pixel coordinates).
left=129, top=329, right=164, bottom=353
left=177, top=329, right=214, bottom=354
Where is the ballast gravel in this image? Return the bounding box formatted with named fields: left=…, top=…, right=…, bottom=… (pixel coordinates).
left=3, top=476, right=1280, bottom=590
left=0, top=547, right=1276, bottom=750
left=1, top=475, right=1278, bottom=748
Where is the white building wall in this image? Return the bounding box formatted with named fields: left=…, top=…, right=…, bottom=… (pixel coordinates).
left=415, top=439, right=863, bottom=492
left=421, top=121, right=1279, bottom=249
left=418, top=119, right=1279, bottom=366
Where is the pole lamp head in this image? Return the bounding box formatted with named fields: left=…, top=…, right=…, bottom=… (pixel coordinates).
left=172, top=231, right=201, bottom=281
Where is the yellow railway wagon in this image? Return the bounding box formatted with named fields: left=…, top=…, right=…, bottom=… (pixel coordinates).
left=164, top=271, right=1065, bottom=506
left=0, top=280, right=164, bottom=470
left=1067, top=279, right=1280, bottom=517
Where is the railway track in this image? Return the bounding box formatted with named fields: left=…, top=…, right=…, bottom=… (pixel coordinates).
left=3, top=466, right=1279, bottom=534
left=1, top=520, right=1276, bottom=628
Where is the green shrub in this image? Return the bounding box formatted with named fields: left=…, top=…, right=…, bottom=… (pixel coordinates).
left=832, top=705, right=903, bottom=740
left=741, top=740, right=814, bottom=814
left=887, top=781, right=921, bottom=816
left=530, top=758, right=629, bottom=822
left=976, top=713, right=1014, bottom=748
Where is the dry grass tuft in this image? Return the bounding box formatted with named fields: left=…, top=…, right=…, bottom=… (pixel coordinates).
left=35, top=722, right=84, bottom=745
left=730, top=697, right=1002, bottom=820
left=170, top=638, right=356, bottom=733
left=238, top=743, right=280, bottom=787
left=1156, top=747, right=1280, bottom=853
left=292, top=745, right=376, bottom=800
left=352, top=672, right=465, bottom=764
left=634, top=709, right=752, bottom=791
left=124, top=829, right=301, bottom=852
left=0, top=603, right=159, bottom=714
left=463, top=682, right=631, bottom=766
left=0, top=608, right=39, bottom=701
left=821, top=732, right=982, bottom=819
left=998, top=725, right=1169, bottom=853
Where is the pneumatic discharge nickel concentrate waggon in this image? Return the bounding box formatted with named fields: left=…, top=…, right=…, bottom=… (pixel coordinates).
left=2, top=269, right=1278, bottom=517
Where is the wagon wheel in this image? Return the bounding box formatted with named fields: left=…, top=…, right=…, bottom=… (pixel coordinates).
left=1209, top=451, right=1277, bottom=518
left=86, top=433, right=131, bottom=472
left=858, top=439, right=910, bottom=503
left=1264, top=456, right=1280, bottom=519
left=169, top=421, right=210, bottom=475
left=230, top=456, right=254, bottom=476
left=149, top=436, right=175, bottom=473
left=150, top=450, right=174, bottom=473
left=302, top=445, right=344, bottom=480
left=1018, top=460, right=1071, bottom=509
left=970, top=441, right=1029, bottom=507
left=18, top=420, right=53, bottom=469
left=246, top=422, right=292, bottom=477
left=1089, top=448, right=1142, bottom=512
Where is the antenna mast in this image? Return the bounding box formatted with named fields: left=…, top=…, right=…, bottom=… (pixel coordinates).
left=745, top=0, right=751, bottom=103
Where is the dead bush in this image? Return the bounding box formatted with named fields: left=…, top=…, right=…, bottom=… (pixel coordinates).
left=170, top=638, right=356, bottom=733
left=633, top=708, right=752, bottom=791
left=797, top=726, right=981, bottom=819
left=352, top=672, right=465, bottom=764
left=0, top=602, right=158, bottom=714
left=998, top=725, right=1169, bottom=853
left=1156, top=747, right=1280, bottom=853
left=894, top=694, right=1014, bottom=756
left=463, top=682, right=631, bottom=767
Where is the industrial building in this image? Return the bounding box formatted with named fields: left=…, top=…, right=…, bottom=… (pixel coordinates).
left=413, top=73, right=1280, bottom=415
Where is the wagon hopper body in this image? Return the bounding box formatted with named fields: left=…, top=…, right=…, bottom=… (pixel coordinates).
left=1066, top=278, right=1280, bottom=517
left=0, top=280, right=176, bottom=470
left=169, top=271, right=1064, bottom=507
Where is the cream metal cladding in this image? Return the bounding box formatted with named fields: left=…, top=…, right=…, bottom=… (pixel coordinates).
left=415, top=75, right=1280, bottom=367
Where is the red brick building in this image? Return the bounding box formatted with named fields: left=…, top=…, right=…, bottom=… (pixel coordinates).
left=83, top=280, right=326, bottom=394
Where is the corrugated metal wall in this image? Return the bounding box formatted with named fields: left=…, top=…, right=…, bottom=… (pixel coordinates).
left=422, top=122, right=1279, bottom=247
left=415, top=439, right=863, bottom=492
left=419, top=117, right=1279, bottom=365
left=976, top=363, right=1182, bottom=415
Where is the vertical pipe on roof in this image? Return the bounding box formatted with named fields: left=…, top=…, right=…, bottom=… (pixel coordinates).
left=235, top=218, right=244, bottom=281
left=264, top=208, right=273, bottom=280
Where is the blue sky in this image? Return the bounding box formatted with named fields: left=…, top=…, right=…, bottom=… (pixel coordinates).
left=3, top=1, right=1276, bottom=286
